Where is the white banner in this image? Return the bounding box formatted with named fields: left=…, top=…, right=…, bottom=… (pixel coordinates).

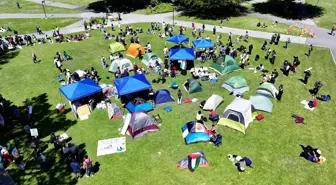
left=97, top=137, right=126, bottom=156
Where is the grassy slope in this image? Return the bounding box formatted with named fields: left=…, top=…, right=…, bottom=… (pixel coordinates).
left=176, top=15, right=302, bottom=36
left=52, top=0, right=97, bottom=7
left=1, top=23, right=336, bottom=185
left=306, top=0, right=335, bottom=29
left=133, top=3, right=174, bottom=15
left=0, top=0, right=80, bottom=13
left=0, top=18, right=81, bottom=36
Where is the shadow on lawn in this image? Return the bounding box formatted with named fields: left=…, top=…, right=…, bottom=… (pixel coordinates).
left=0, top=93, right=84, bottom=185
left=0, top=50, right=20, bottom=69
left=180, top=5, right=249, bottom=19
left=252, top=0, right=324, bottom=20
left=87, top=0, right=149, bottom=13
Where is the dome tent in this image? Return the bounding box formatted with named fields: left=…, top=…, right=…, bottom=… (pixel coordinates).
left=142, top=52, right=163, bottom=67
left=108, top=42, right=126, bottom=54
left=203, top=94, right=223, bottom=110
left=184, top=78, right=202, bottom=94
left=255, top=82, right=279, bottom=99
left=222, top=76, right=249, bottom=95
left=109, top=58, right=133, bottom=73
left=210, top=55, right=240, bottom=76
left=121, top=112, right=159, bottom=139
left=249, top=95, right=273, bottom=113
left=154, top=89, right=174, bottom=105
left=126, top=43, right=145, bottom=58
left=181, top=120, right=211, bottom=144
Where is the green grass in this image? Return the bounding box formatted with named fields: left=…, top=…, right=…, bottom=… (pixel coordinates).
left=1, top=23, right=336, bottom=185
left=0, top=18, right=81, bottom=36
left=176, top=15, right=305, bottom=36
left=306, top=0, right=335, bottom=29
left=52, top=0, right=97, bottom=7
left=133, top=3, right=174, bottom=15
left=0, top=0, right=81, bottom=13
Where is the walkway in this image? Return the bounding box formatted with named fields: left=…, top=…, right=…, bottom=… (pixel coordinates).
left=1, top=0, right=335, bottom=61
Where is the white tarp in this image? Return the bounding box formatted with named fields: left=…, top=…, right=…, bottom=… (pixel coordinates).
left=97, top=137, right=126, bottom=156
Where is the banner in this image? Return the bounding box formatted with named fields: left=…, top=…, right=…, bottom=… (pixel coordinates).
left=97, top=137, right=126, bottom=156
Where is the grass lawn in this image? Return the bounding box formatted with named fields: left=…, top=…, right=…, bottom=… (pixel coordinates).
left=1, top=23, right=336, bottom=185
left=133, top=3, right=174, bottom=15
left=52, top=0, right=98, bottom=7
left=0, top=18, right=81, bottom=36
left=0, top=0, right=81, bottom=13
left=175, top=15, right=304, bottom=36
left=306, top=0, right=335, bottom=29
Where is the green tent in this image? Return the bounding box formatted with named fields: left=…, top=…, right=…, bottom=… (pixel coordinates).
left=210, top=55, right=240, bottom=75
left=184, top=78, right=202, bottom=94
left=255, top=82, right=279, bottom=99
left=222, top=76, right=249, bottom=95
left=142, top=52, right=163, bottom=67
left=109, top=42, right=126, bottom=54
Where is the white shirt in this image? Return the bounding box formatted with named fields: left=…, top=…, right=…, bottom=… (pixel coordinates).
left=163, top=47, right=168, bottom=55
left=147, top=44, right=151, bottom=50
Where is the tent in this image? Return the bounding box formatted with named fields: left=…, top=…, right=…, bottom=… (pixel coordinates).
left=109, top=58, right=133, bottom=73
left=123, top=112, right=159, bottom=139
left=141, top=52, right=163, bottom=67
left=210, top=55, right=241, bottom=75
left=114, top=74, right=151, bottom=96
left=203, top=94, right=223, bottom=111
left=109, top=42, right=126, bottom=54
left=126, top=43, right=145, bottom=58
left=255, top=82, right=279, bottom=99
left=182, top=121, right=211, bottom=144
left=59, top=79, right=102, bottom=102
left=222, top=76, right=249, bottom=95
left=249, top=95, right=273, bottom=113
left=154, top=89, right=174, bottom=105
left=177, top=151, right=210, bottom=172
left=167, top=35, right=189, bottom=44
left=184, top=78, right=202, bottom=94
left=169, top=48, right=195, bottom=61
left=192, top=39, right=214, bottom=49
left=218, top=98, right=254, bottom=134
left=126, top=101, right=153, bottom=113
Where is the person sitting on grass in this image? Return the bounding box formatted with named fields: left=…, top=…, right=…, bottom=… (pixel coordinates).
left=317, top=94, right=331, bottom=101
left=308, top=95, right=318, bottom=108
left=209, top=109, right=219, bottom=122
left=299, top=144, right=325, bottom=164
left=196, top=111, right=203, bottom=121
left=63, top=51, right=72, bottom=61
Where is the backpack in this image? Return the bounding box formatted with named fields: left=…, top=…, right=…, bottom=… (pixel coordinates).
left=256, top=114, right=264, bottom=121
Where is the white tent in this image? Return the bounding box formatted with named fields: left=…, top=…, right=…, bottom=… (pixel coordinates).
left=109, top=58, right=133, bottom=73
left=203, top=94, right=223, bottom=110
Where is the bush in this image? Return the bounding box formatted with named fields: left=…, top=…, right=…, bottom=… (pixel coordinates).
left=145, top=3, right=174, bottom=14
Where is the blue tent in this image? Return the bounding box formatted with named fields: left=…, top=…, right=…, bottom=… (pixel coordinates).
left=192, top=39, right=214, bottom=48
left=126, top=102, right=153, bottom=113
left=169, top=48, right=195, bottom=60
left=154, top=89, right=174, bottom=105
left=114, top=74, right=152, bottom=96
left=167, top=35, right=189, bottom=44
left=59, top=79, right=102, bottom=102
left=182, top=121, right=211, bottom=144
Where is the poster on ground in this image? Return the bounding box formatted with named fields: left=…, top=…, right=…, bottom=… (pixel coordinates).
left=97, top=137, right=126, bottom=156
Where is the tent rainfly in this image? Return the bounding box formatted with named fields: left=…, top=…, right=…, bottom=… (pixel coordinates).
left=255, top=82, right=279, bottom=99
left=222, top=76, right=249, bottom=95
left=109, top=58, right=133, bottom=73
left=218, top=98, right=254, bottom=134
left=181, top=121, right=211, bottom=144
left=167, top=35, right=189, bottom=44
left=192, top=39, right=214, bottom=49
left=126, top=43, right=145, bottom=58
left=114, top=74, right=151, bottom=96
left=249, top=95, right=273, bottom=113
left=109, top=42, right=126, bottom=54
left=210, top=55, right=240, bottom=75
left=177, top=151, right=210, bottom=172
left=142, top=52, right=163, bottom=67
left=169, top=48, right=195, bottom=61
left=184, top=78, right=202, bottom=94
left=203, top=94, right=223, bottom=111
left=122, top=112, right=159, bottom=139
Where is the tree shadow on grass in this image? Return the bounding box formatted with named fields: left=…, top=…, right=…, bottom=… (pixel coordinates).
left=87, top=0, right=149, bottom=13
left=0, top=50, right=20, bottom=69
left=0, top=93, right=82, bottom=185
left=252, top=0, right=324, bottom=20
left=180, top=5, right=249, bottom=20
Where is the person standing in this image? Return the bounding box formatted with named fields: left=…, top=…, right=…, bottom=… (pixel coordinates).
left=138, top=48, right=143, bottom=60
left=213, top=26, right=216, bottom=35
left=16, top=1, right=21, bottom=9
left=302, top=68, right=312, bottom=85
left=177, top=89, right=182, bottom=105
left=220, top=19, right=223, bottom=28
left=331, top=23, right=335, bottom=36
left=248, top=44, right=253, bottom=55
left=101, top=56, right=107, bottom=69
left=275, top=33, right=280, bottom=45
left=270, top=50, right=276, bottom=64
left=244, top=31, right=249, bottom=42
left=84, top=21, right=88, bottom=30
left=285, top=38, right=291, bottom=49
left=308, top=44, right=313, bottom=56
left=276, top=84, right=283, bottom=101
left=70, top=159, right=81, bottom=179
left=202, top=24, right=205, bottom=33
left=32, top=52, right=39, bottom=64
left=83, top=155, right=94, bottom=177
left=270, top=33, right=276, bottom=44
left=55, top=59, right=63, bottom=73
left=261, top=40, right=267, bottom=50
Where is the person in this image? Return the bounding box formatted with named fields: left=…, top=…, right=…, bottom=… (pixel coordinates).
left=163, top=46, right=169, bottom=58
left=202, top=24, right=205, bottom=32
left=1, top=147, right=12, bottom=163
left=49, top=132, right=59, bottom=148
left=299, top=144, right=321, bottom=163
left=84, top=21, right=88, bottom=30
left=70, top=159, right=81, bottom=179
left=116, top=67, right=121, bottom=78
left=312, top=81, right=323, bottom=95
left=292, top=56, right=300, bottom=72
left=308, top=95, right=318, bottom=108
left=261, top=40, right=267, bottom=50
left=63, top=51, right=71, bottom=61
left=213, top=26, right=216, bottom=35
left=302, top=68, right=311, bottom=85
left=270, top=50, right=276, bottom=64
left=244, top=31, right=249, bottom=42
left=275, top=33, right=280, bottom=45
left=308, top=44, right=313, bottom=56
left=133, top=63, right=138, bottom=75
left=16, top=1, right=21, bottom=9
left=83, top=155, right=94, bottom=177
left=283, top=59, right=291, bottom=76
left=248, top=44, right=253, bottom=54
left=284, top=38, right=290, bottom=49
left=265, top=48, right=272, bottom=59
left=138, top=48, right=143, bottom=60
left=122, top=69, right=129, bottom=77
left=177, top=89, right=182, bottom=105
left=54, top=58, right=63, bottom=73
left=32, top=52, right=39, bottom=64
left=101, top=56, right=107, bottom=69
left=196, top=111, right=203, bottom=121
left=276, top=84, right=283, bottom=101
left=330, top=23, right=335, bottom=36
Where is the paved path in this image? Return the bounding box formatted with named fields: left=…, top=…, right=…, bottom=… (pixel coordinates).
left=0, top=12, right=105, bottom=19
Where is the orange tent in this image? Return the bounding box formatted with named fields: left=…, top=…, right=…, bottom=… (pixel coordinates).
left=126, top=43, right=145, bottom=58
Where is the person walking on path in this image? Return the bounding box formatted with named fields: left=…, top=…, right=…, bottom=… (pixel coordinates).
left=213, top=26, right=216, bottom=35
left=83, top=155, right=94, bottom=177
left=84, top=21, right=88, bottom=30
left=177, top=89, right=182, bottom=105
left=32, top=52, right=39, bottom=64
left=16, top=1, right=21, bottom=9
left=302, top=68, right=311, bottom=85
left=330, top=23, right=335, bottom=36
left=202, top=24, right=205, bottom=33
left=307, top=44, right=313, bottom=56
left=244, top=31, right=249, bottom=42
left=284, top=38, right=291, bottom=49
left=70, top=159, right=81, bottom=179
left=275, top=33, right=280, bottom=45
left=220, top=19, right=223, bottom=28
